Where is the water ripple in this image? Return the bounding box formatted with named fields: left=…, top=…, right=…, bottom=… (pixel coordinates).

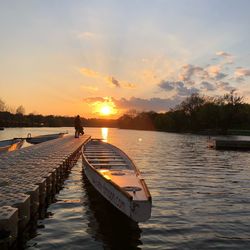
left=25, top=128, right=250, bottom=249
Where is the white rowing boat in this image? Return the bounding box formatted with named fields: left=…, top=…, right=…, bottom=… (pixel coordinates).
left=82, top=139, right=152, bottom=222
left=26, top=132, right=67, bottom=144
left=0, top=138, right=24, bottom=153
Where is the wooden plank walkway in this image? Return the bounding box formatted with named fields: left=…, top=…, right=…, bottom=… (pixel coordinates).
left=0, top=134, right=90, bottom=249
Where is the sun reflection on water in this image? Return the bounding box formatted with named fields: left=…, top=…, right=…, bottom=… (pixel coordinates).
left=101, top=127, right=108, bottom=142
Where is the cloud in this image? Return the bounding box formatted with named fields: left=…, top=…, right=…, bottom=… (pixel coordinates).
left=159, top=80, right=199, bottom=96
left=215, top=51, right=234, bottom=65
left=107, top=76, right=121, bottom=87
left=83, top=97, right=118, bottom=116
left=158, top=81, right=176, bottom=91
left=216, top=51, right=232, bottom=57
left=178, top=64, right=207, bottom=82
left=81, top=85, right=99, bottom=92
left=215, top=72, right=228, bottom=80
left=116, top=97, right=181, bottom=111
left=83, top=96, right=182, bottom=113
left=233, top=67, right=250, bottom=82
left=177, top=63, right=228, bottom=83
left=83, top=97, right=104, bottom=103
left=80, top=68, right=100, bottom=78
left=80, top=67, right=135, bottom=88
left=177, top=83, right=199, bottom=96
left=207, top=65, right=227, bottom=80
left=217, top=81, right=235, bottom=91
left=200, top=81, right=216, bottom=91
left=124, top=83, right=136, bottom=88
left=235, top=67, right=250, bottom=78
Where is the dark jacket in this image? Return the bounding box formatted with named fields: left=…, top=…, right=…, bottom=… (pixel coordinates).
left=74, top=116, right=81, bottom=129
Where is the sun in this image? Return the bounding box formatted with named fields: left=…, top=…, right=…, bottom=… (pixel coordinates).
left=90, top=97, right=118, bottom=117
left=100, top=105, right=112, bottom=116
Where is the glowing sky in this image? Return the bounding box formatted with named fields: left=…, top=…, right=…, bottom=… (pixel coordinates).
left=1, top=0, right=250, bottom=118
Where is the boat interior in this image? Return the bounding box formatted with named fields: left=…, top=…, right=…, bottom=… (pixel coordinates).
left=83, top=140, right=148, bottom=201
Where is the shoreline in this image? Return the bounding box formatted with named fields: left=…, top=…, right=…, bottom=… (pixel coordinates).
left=1, top=126, right=250, bottom=136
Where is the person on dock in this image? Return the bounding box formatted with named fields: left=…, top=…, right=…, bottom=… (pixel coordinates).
left=74, top=115, right=83, bottom=138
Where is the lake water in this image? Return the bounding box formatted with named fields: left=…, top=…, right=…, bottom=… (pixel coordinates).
left=1, top=127, right=250, bottom=249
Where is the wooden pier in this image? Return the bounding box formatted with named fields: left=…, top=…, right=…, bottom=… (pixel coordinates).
left=0, top=134, right=90, bottom=249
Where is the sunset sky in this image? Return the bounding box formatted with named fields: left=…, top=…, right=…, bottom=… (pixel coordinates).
left=1, top=0, right=250, bottom=118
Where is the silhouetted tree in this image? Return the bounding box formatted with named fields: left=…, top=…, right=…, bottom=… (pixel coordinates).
left=1, top=92, right=250, bottom=134
left=16, top=105, right=25, bottom=115
left=178, top=93, right=205, bottom=116
left=117, top=91, right=250, bottom=134
left=0, top=98, right=5, bottom=111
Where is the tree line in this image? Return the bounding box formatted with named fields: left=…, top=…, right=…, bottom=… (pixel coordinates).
left=0, top=98, right=117, bottom=128
left=117, top=91, right=250, bottom=134
left=0, top=112, right=117, bottom=128
left=1, top=91, right=250, bottom=134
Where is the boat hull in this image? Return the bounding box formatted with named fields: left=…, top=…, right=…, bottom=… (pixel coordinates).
left=84, top=162, right=132, bottom=216
left=26, top=133, right=66, bottom=144
left=0, top=139, right=24, bottom=153
left=82, top=140, right=151, bottom=222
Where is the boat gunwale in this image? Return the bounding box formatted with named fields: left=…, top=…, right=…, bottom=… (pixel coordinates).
left=0, top=138, right=23, bottom=144
left=140, top=178, right=152, bottom=201
left=26, top=132, right=67, bottom=144
left=27, top=132, right=66, bottom=139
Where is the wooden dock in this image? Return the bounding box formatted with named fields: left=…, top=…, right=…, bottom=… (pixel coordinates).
left=208, top=136, right=250, bottom=150
left=0, top=134, right=90, bottom=249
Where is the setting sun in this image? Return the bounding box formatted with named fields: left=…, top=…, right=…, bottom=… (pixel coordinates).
left=88, top=97, right=119, bottom=117
left=100, top=105, right=112, bottom=116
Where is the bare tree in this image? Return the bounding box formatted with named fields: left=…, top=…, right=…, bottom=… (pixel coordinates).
left=223, top=90, right=244, bottom=106
left=178, top=93, right=205, bottom=115
left=0, top=98, right=5, bottom=111
left=126, top=109, right=139, bottom=118
left=16, top=105, right=25, bottom=115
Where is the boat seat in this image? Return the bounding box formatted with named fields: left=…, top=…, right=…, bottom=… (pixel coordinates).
left=85, top=152, right=116, bottom=155
left=93, top=163, right=129, bottom=170
left=85, top=154, right=118, bottom=157
left=87, top=157, right=123, bottom=161
left=84, top=151, right=118, bottom=155
left=93, top=163, right=128, bottom=167
left=88, top=159, right=125, bottom=163
left=96, top=166, right=129, bottom=170
left=84, top=149, right=114, bottom=152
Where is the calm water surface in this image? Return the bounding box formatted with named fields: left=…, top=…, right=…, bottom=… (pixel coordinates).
left=1, top=127, right=250, bottom=249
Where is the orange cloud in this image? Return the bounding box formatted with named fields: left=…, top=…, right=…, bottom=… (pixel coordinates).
left=207, top=65, right=220, bottom=74
left=216, top=51, right=232, bottom=57
left=235, top=68, right=250, bottom=77
left=207, top=65, right=227, bottom=80
left=83, top=96, right=118, bottom=116
left=80, top=67, right=135, bottom=88
left=80, top=68, right=101, bottom=78
left=81, top=85, right=99, bottom=92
